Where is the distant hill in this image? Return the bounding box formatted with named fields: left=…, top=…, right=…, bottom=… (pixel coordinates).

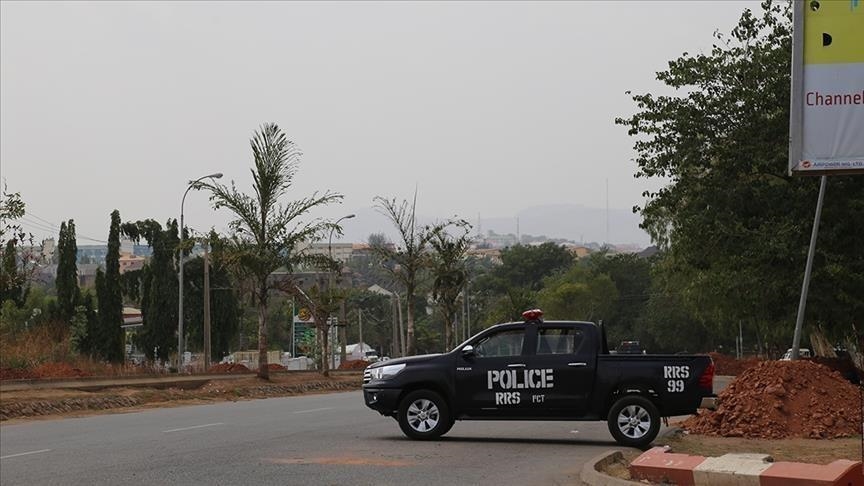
left=340, top=204, right=651, bottom=247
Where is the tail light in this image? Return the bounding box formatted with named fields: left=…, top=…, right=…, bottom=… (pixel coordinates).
left=698, top=360, right=715, bottom=391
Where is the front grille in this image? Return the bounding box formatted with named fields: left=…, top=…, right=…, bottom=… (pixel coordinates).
left=363, top=369, right=371, bottom=384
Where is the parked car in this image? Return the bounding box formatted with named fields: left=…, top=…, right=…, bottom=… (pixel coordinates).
left=780, top=348, right=811, bottom=360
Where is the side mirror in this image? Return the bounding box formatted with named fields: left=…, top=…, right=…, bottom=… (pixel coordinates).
left=461, top=345, right=475, bottom=357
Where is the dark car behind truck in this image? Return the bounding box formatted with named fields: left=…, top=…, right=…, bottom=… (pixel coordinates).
left=362, top=310, right=716, bottom=447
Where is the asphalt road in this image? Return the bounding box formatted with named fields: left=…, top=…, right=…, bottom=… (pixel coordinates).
left=1, top=390, right=644, bottom=486
left=1, top=377, right=732, bottom=485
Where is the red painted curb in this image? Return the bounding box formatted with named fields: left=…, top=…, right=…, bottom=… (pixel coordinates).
left=760, top=459, right=864, bottom=486
left=630, top=446, right=706, bottom=486
left=630, top=447, right=864, bottom=486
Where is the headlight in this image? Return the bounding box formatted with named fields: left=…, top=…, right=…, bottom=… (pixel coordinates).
left=368, top=363, right=406, bottom=381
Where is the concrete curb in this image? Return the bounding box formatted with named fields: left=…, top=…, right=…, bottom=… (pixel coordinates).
left=630, top=446, right=864, bottom=486
left=580, top=450, right=640, bottom=486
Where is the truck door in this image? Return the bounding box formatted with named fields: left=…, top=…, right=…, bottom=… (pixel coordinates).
left=454, top=326, right=532, bottom=417
left=524, top=324, right=595, bottom=416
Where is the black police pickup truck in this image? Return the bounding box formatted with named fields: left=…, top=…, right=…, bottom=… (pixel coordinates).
left=362, top=310, right=717, bottom=447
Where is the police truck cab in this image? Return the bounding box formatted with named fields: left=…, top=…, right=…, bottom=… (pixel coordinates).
left=362, top=309, right=717, bottom=447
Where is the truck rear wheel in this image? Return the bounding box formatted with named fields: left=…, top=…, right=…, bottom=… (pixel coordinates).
left=607, top=395, right=660, bottom=448
left=397, top=390, right=452, bottom=440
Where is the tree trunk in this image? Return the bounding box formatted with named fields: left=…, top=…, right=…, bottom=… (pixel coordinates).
left=257, top=285, right=270, bottom=380
left=318, top=317, right=330, bottom=376
left=406, top=284, right=415, bottom=356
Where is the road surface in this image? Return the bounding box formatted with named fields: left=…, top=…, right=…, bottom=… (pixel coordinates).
left=1, top=377, right=732, bottom=485
left=1, top=390, right=644, bottom=485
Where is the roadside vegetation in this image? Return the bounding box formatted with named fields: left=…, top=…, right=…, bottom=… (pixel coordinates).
left=1, top=1, right=862, bottom=384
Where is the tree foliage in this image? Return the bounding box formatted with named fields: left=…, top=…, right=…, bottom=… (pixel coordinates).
left=55, top=219, right=80, bottom=324
left=184, top=232, right=241, bottom=361
left=122, top=219, right=179, bottom=362
left=197, top=123, right=343, bottom=378
left=537, top=264, right=618, bottom=322
left=371, top=194, right=451, bottom=356
left=616, top=0, right=864, bottom=345
left=429, top=222, right=472, bottom=351
left=0, top=185, right=36, bottom=307
left=95, top=210, right=125, bottom=363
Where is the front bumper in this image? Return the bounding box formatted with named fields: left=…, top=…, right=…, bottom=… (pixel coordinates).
left=699, top=396, right=719, bottom=410
left=362, top=387, right=402, bottom=416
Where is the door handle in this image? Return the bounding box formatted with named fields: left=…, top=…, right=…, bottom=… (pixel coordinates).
left=568, top=362, right=587, bottom=367
left=507, top=363, right=526, bottom=368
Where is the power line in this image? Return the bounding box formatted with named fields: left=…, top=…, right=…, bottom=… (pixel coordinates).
left=22, top=211, right=108, bottom=243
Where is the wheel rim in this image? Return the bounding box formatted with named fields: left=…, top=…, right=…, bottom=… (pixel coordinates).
left=406, top=398, right=440, bottom=433
left=616, top=404, right=651, bottom=439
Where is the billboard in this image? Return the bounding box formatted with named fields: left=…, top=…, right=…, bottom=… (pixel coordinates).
left=789, top=0, right=864, bottom=175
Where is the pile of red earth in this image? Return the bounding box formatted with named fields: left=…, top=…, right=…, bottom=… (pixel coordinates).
left=208, top=363, right=251, bottom=374
left=684, top=360, right=862, bottom=439
left=338, top=359, right=370, bottom=370
left=265, top=363, right=286, bottom=372
left=31, top=363, right=91, bottom=378
left=0, top=368, right=35, bottom=381
left=708, top=352, right=762, bottom=376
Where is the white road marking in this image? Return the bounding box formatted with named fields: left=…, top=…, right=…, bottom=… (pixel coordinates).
left=1, top=449, right=51, bottom=460
left=162, top=423, right=224, bottom=433
left=293, top=407, right=334, bottom=414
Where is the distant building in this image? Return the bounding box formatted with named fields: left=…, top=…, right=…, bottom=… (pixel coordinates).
left=119, top=253, right=145, bottom=274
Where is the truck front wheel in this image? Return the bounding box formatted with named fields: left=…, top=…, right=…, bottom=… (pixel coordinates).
left=607, top=395, right=660, bottom=448
left=397, top=390, right=452, bottom=440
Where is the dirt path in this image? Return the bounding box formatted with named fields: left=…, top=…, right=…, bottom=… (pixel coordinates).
left=1, top=372, right=362, bottom=422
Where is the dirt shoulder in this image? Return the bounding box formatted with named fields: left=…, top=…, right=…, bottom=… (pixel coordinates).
left=1, top=372, right=362, bottom=423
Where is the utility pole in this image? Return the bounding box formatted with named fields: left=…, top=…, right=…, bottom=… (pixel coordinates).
left=203, top=243, right=211, bottom=371
left=358, top=309, right=363, bottom=357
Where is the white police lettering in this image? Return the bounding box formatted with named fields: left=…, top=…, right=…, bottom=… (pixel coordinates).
left=663, top=365, right=690, bottom=379
left=495, top=392, right=520, bottom=405
left=664, top=365, right=689, bottom=393
left=487, top=369, right=554, bottom=390
left=531, top=394, right=545, bottom=403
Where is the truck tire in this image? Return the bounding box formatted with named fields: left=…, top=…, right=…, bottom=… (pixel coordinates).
left=397, top=390, right=452, bottom=440
left=607, top=395, right=660, bottom=448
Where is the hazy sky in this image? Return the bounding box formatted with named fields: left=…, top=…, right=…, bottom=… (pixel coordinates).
left=1, top=1, right=757, bottom=245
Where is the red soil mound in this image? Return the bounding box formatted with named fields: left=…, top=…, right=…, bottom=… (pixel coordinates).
left=1, top=363, right=93, bottom=380
left=265, top=363, right=286, bottom=371
left=0, top=368, right=36, bottom=381
left=31, top=362, right=92, bottom=379
left=683, top=360, right=862, bottom=439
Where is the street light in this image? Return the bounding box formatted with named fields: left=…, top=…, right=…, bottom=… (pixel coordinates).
left=329, top=214, right=355, bottom=368
left=178, top=172, right=222, bottom=369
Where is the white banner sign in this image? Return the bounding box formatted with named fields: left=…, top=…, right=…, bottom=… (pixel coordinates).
left=789, top=0, right=864, bottom=175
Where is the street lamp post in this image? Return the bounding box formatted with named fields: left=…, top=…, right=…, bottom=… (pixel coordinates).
left=329, top=214, right=355, bottom=367
left=178, top=172, right=222, bottom=370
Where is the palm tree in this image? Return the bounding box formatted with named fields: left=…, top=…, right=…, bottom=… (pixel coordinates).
left=429, top=222, right=472, bottom=351
left=371, top=194, right=439, bottom=356
left=196, top=123, right=343, bottom=379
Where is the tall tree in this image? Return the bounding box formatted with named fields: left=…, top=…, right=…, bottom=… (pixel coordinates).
left=197, top=123, right=343, bottom=379
left=184, top=232, right=241, bottom=362
left=0, top=185, right=36, bottom=307
left=537, top=264, right=619, bottom=322
left=616, top=1, right=864, bottom=345
left=429, top=222, right=472, bottom=351
left=372, top=194, right=447, bottom=356
left=96, top=210, right=125, bottom=363
left=122, top=219, right=179, bottom=362
left=55, top=219, right=80, bottom=324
